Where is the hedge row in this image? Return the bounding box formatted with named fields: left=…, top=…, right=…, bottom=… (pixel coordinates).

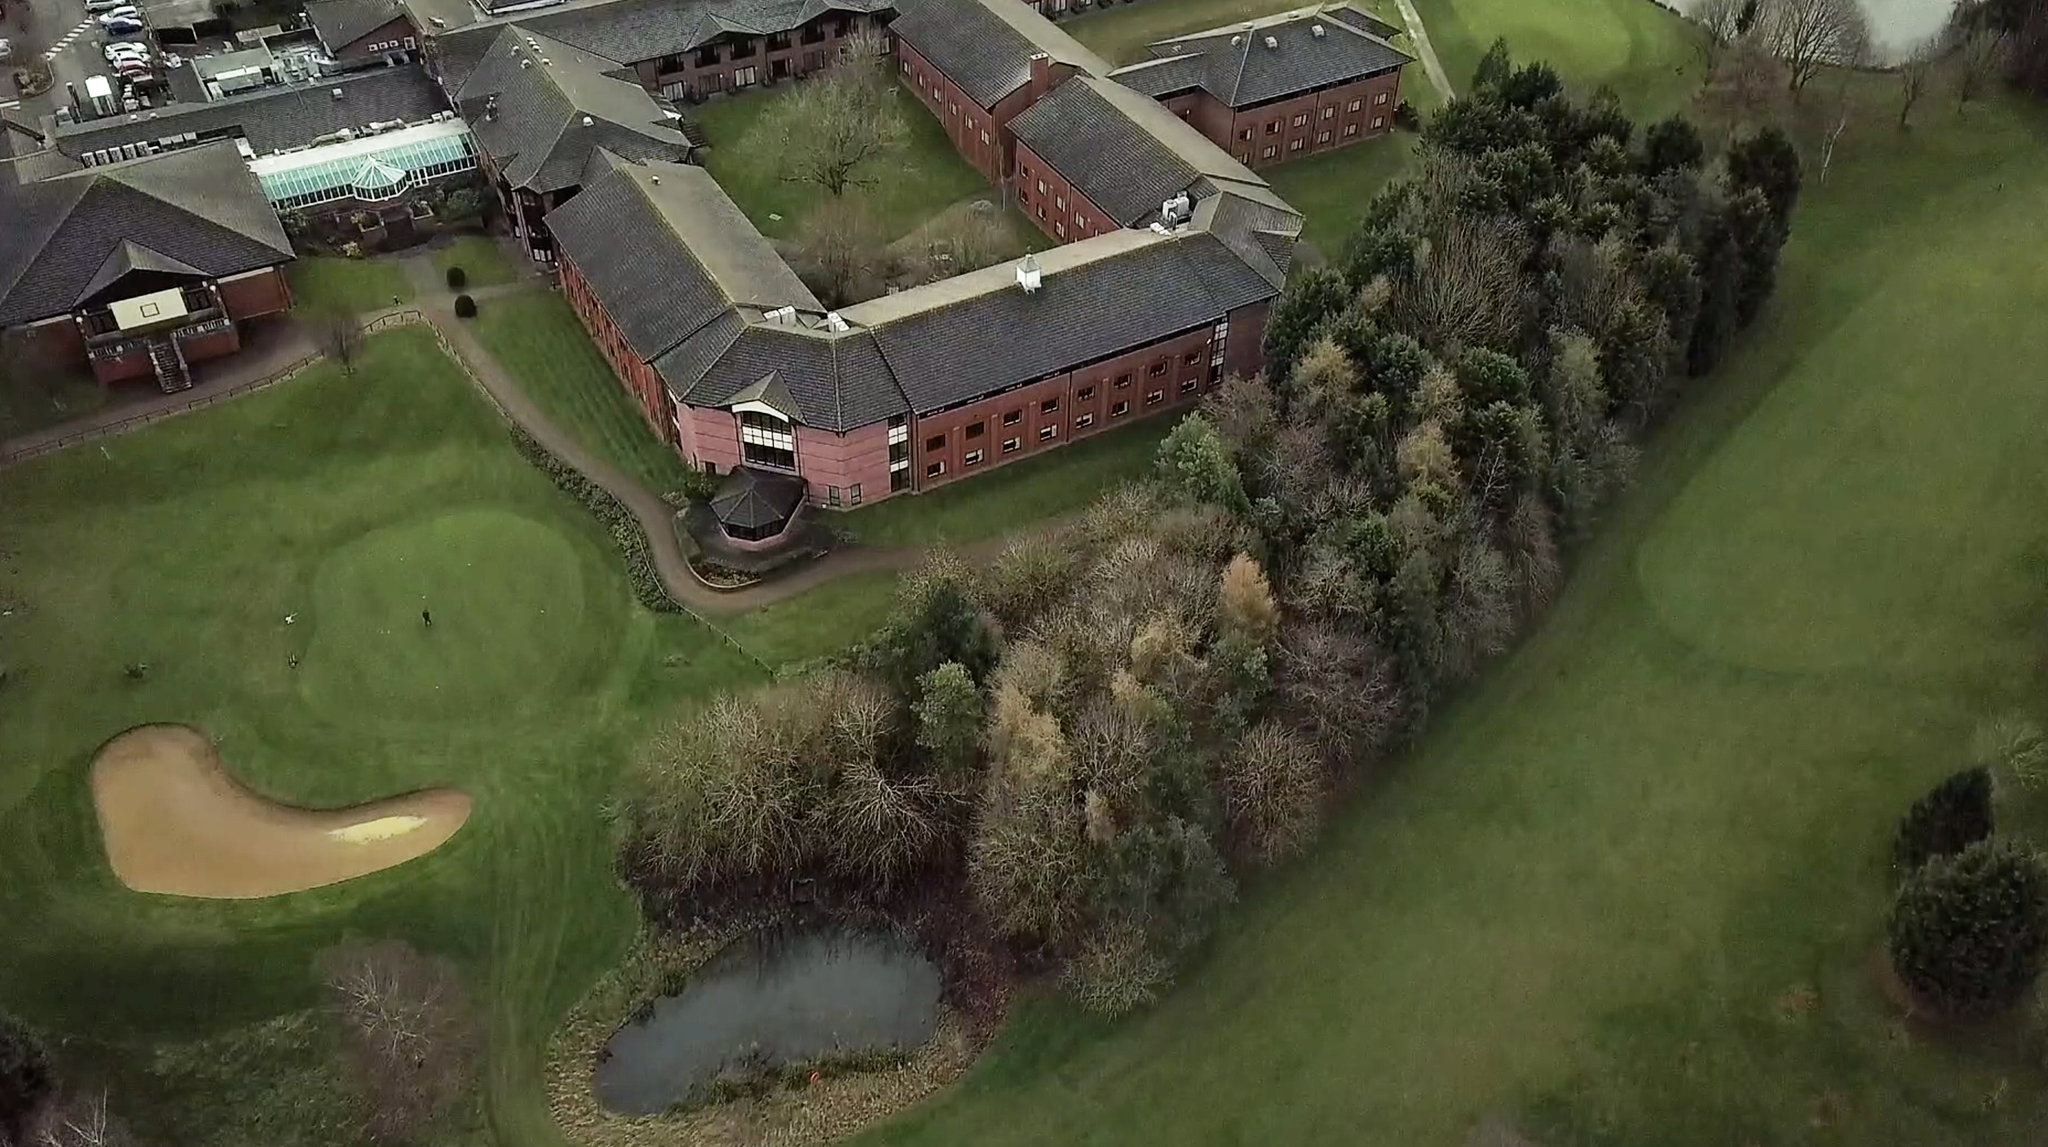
left=508, top=427, right=678, bottom=613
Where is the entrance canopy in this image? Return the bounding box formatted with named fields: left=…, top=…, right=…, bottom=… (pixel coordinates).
left=709, top=466, right=806, bottom=542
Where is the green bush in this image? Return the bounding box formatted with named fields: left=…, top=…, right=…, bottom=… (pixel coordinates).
left=1887, top=838, right=2048, bottom=1019
left=453, top=294, right=478, bottom=319
left=507, top=427, right=676, bottom=613
left=445, top=265, right=467, bottom=291
left=0, top=1014, right=51, bottom=1145
left=1894, top=767, right=1995, bottom=874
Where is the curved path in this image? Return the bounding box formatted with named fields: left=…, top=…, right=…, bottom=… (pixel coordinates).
left=1395, top=0, right=1456, bottom=102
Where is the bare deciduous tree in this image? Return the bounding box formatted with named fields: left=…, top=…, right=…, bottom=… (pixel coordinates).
left=32, top=1092, right=135, bottom=1147
left=1758, top=0, right=1871, bottom=92
left=1897, top=39, right=1936, bottom=127
left=320, top=939, right=479, bottom=1145
left=1818, top=87, right=1852, bottom=183
left=1698, top=33, right=1790, bottom=129
left=1390, top=218, right=1530, bottom=353
left=1692, top=0, right=1750, bottom=67
left=752, top=30, right=907, bottom=196
left=320, top=310, right=361, bottom=375
left=786, top=196, right=891, bottom=307
left=1956, top=26, right=2007, bottom=106
left=1218, top=721, right=1325, bottom=866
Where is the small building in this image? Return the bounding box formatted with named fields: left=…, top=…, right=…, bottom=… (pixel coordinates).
left=193, top=45, right=283, bottom=100
left=0, top=141, right=294, bottom=391
left=888, top=0, right=1109, bottom=183
left=1108, top=3, right=1411, bottom=169
left=305, top=0, right=420, bottom=70
left=250, top=114, right=478, bottom=238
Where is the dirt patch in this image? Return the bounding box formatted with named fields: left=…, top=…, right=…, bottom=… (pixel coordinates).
left=90, top=724, right=471, bottom=898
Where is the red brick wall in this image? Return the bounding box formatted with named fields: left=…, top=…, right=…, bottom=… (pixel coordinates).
left=558, top=254, right=674, bottom=437
left=1224, top=69, right=1403, bottom=168
left=218, top=268, right=290, bottom=320
left=641, top=14, right=877, bottom=100
left=1013, top=139, right=1113, bottom=243
left=332, top=15, right=416, bottom=63
left=796, top=421, right=891, bottom=505
left=910, top=320, right=1221, bottom=492
left=1161, top=90, right=1236, bottom=145
left=179, top=327, right=242, bottom=365
left=897, top=41, right=1067, bottom=183
left=685, top=406, right=745, bottom=472
left=91, top=348, right=153, bottom=385
left=17, top=317, right=85, bottom=371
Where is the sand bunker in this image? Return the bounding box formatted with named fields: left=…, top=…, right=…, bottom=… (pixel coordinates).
left=90, top=725, right=471, bottom=899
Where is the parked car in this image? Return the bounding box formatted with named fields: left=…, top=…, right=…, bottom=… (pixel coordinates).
left=86, top=0, right=132, bottom=12
left=103, top=42, right=149, bottom=61
left=0, top=38, right=12, bottom=63
left=100, top=18, right=145, bottom=35
left=96, top=5, right=141, bottom=20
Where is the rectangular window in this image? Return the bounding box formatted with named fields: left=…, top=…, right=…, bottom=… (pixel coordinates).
left=1075, top=412, right=1094, bottom=429
left=1076, top=385, right=1094, bottom=401
left=1376, top=92, right=1390, bottom=105
left=1111, top=400, right=1130, bottom=416
left=1290, top=138, right=1305, bottom=151
left=827, top=485, right=841, bottom=507
left=1037, top=179, right=1047, bottom=194
left=1291, top=112, right=1308, bottom=127
left=1317, top=131, right=1331, bottom=144
left=1055, top=195, right=1065, bottom=211
left=965, top=421, right=985, bottom=439
left=1146, top=389, right=1165, bottom=405
left=927, top=460, right=945, bottom=478
left=1038, top=424, right=1057, bottom=441
left=1074, top=213, right=1086, bottom=229
left=1322, top=106, right=1335, bottom=119
left=733, top=65, right=758, bottom=87
left=696, top=45, right=720, bottom=66
left=1373, top=116, right=1386, bottom=129
left=926, top=433, right=946, bottom=452
left=1262, top=145, right=1278, bottom=159
left=1344, top=123, right=1359, bottom=137
left=1182, top=351, right=1200, bottom=367
left=1055, top=222, right=1065, bottom=238
left=850, top=482, right=863, bottom=504
left=1180, top=377, right=1199, bottom=393
left=1148, top=361, right=1167, bottom=377
left=964, top=449, right=984, bottom=465
left=980, top=130, right=990, bottom=144
left=738, top=410, right=797, bottom=470
left=1349, top=98, right=1363, bottom=112
left=1265, top=120, right=1281, bottom=135
left=1039, top=398, right=1058, bottom=414
left=1003, top=409, right=1022, bottom=426
left=1002, top=436, right=1021, bottom=453
left=1115, top=373, right=1132, bottom=388
left=1238, top=127, right=1253, bottom=141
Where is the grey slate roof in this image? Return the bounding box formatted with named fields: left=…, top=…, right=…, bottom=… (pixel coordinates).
left=1109, top=2, right=1411, bottom=108
left=306, top=0, right=411, bottom=52
left=889, top=0, right=1110, bottom=108
left=0, top=142, right=292, bottom=327
left=1010, top=75, right=1286, bottom=228
left=854, top=231, right=1272, bottom=414
left=514, top=0, right=889, bottom=67
left=53, top=65, right=446, bottom=159
left=455, top=26, right=694, bottom=191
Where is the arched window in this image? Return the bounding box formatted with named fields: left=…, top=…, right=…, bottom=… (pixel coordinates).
left=738, top=409, right=796, bottom=470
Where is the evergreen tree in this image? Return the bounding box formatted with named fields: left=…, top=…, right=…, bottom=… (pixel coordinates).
left=1888, top=838, right=2048, bottom=1018
left=0, top=1014, right=51, bottom=1146
left=1893, top=767, right=1996, bottom=873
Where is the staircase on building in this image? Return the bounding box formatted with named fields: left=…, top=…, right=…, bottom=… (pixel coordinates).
left=147, top=338, right=191, bottom=393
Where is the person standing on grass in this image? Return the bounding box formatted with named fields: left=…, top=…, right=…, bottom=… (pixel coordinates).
left=422, top=608, right=433, bottom=629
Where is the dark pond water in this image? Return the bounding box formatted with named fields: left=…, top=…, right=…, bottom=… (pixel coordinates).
left=593, top=929, right=943, bottom=1114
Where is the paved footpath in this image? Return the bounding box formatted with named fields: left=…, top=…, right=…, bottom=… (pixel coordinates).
left=1394, top=0, right=1456, bottom=102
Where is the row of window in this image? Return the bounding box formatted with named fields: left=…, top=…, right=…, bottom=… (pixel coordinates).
left=923, top=386, right=1191, bottom=479
left=823, top=483, right=864, bottom=507
left=1242, top=119, right=1383, bottom=163
left=1236, top=91, right=1391, bottom=142
left=359, top=35, right=414, bottom=53
left=666, top=21, right=846, bottom=69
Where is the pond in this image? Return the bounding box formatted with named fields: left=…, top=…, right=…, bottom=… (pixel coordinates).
left=594, top=929, right=943, bottom=1114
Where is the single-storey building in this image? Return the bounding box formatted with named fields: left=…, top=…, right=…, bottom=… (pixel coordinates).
left=305, top=0, right=421, bottom=70
left=0, top=141, right=294, bottom=391
left=1108, top=3, right=1411, bottom=169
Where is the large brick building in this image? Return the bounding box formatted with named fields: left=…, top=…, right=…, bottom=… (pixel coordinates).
left=1109, top=4, right=1411, bottom=169
left=0, top=140, right=294, bottom=392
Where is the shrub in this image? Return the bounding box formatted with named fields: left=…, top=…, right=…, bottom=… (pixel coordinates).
left=507, top=428, right=675, bottom=612
left=1893, top=767, right=1995, bottom=874
left=1392, top=99, right=1420, bottom=131
left=320, top=939, right=478, bottom=1144
left=1887, top=838, right=2048, bottom=1019
left=1061, top=918, right=1172, bottom=1016
left=1218, top=722, right=1324, bottom=866
left=453, top=294, right=478, bottom=319
left=1972, top=716, right=2048, bottom=792
left=445, top=265, right=467, bottom=291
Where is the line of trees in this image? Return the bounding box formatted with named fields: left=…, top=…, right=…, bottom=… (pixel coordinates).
left=617, top=48, right=1801, bottom=1015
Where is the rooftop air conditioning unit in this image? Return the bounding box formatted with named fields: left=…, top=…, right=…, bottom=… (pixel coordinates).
left=330, top=87, right=343, bottom=98
left=825, top=312, right=848, bottom=332
left=764, top=305, right=797, bottom=323
left=1016, top=253, right=1042, bottom=293
left=1311, top=23, right=1325, bottom=37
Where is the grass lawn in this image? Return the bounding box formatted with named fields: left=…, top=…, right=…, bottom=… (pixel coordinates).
left=1413, top=0, right=1704, bottom=117
left=432, top=235, right=521, bottom=290
left=467, top=288, right=697, bottom=496
left=1268, top=132, right=1419, bottom=255
left=844, top=57, right=2048, bottom=1147
left=0, top=326, right=763, bottom=1147
left=693, top=80, right=994, bottom=242
left=0, top=365, right=106, bottom=440
left=286, top=256, right=413, bottom=316
left=722, top=568, right=904, bottom=668
left=841, top=415, right=1171, bottom=548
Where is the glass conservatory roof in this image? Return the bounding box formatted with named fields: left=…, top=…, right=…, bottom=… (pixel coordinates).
left=250, top=119, right=474, bottom=206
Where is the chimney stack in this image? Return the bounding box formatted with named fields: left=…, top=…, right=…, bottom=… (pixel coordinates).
left=1027, top=51, right=1053, bottom=104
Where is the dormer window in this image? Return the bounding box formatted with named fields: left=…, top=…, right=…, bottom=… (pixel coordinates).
left=738, top=408, right=797, bottom=470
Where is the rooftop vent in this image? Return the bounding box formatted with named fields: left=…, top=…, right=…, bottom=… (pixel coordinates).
left=1264, top=35, right=1278, bottom=48
left=429, top=14, right=444, bottom=25
left=825, top=311, right=849, bottom=332
left=580, top=114, right=593, bottom=126
left=1016, top=253, right=1042, bottom=294
left=765, top=305, right=797, bottom=323
left=1311, top=23, right=1325, bottom=36
left=520, top=58, right=530, bottom=68
left=1230, top=34, right=1242, bottom=45
left=485, top=94, right=499, bottom=120
left=330, top=87, right=344, bottom=98
left=650, top=173, right=660, bottom=184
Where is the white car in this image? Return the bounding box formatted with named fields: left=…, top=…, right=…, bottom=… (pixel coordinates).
left=104, top=42, right=150, bottom=61
left=97, top=9, right=143, bottom=26
left=86, top=0, right=132, bottom=12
